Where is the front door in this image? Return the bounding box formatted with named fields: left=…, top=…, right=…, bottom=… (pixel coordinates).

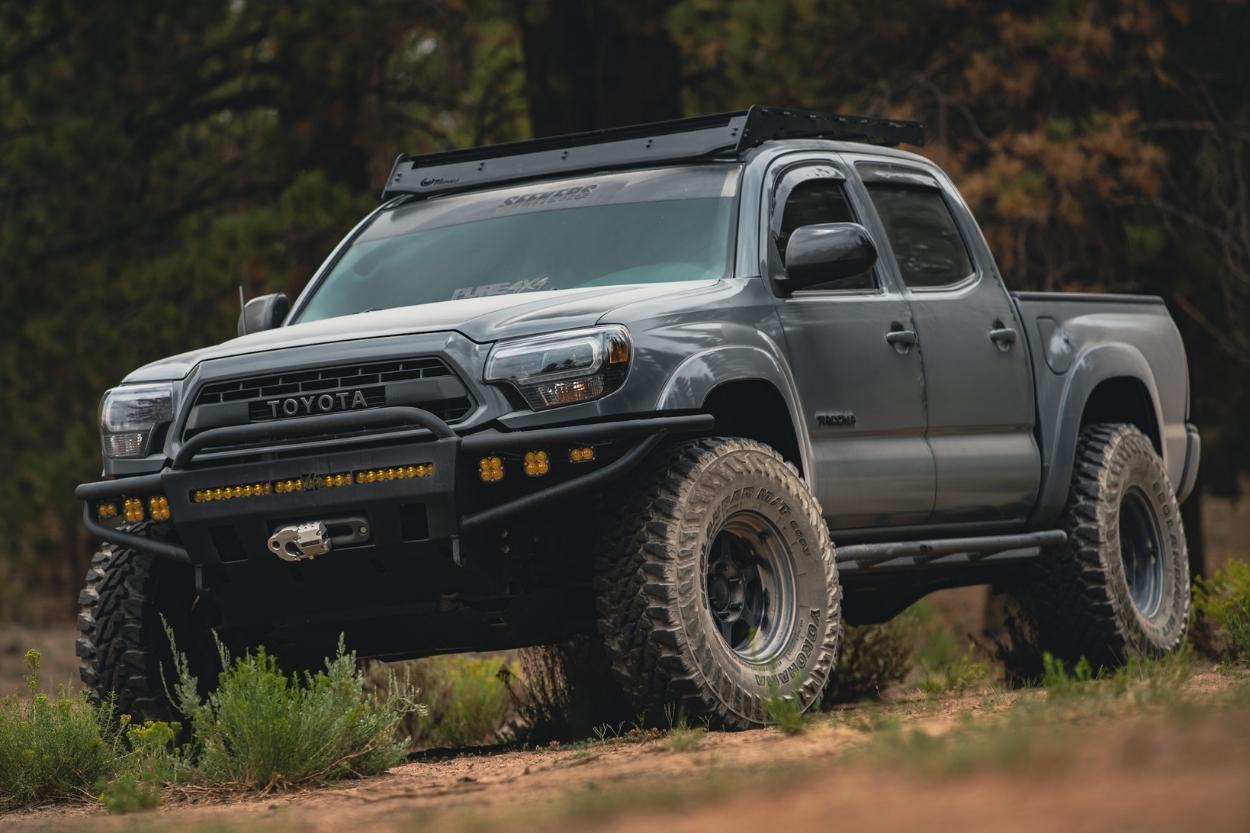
left=853, top=159, right=1040, bottom=523
left=769, top=160, right=935, bottom=529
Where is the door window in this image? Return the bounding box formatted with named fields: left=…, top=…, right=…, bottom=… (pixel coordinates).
left=776, top=179, right=875, bottom=292
left=865, top=184, right=973, bottom=289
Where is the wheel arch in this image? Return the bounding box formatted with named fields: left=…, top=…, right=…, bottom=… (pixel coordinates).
left=1030, top=342, right=1168, bottom=527
left=655, top=344, right=814, bottom=488
left=700, top=379, right=804, bottom=476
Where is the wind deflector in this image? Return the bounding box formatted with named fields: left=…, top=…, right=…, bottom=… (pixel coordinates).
left=382, top=106, right=925, bottom=200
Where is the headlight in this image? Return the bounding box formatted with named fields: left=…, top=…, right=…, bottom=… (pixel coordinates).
left=99, top=383, right=175, bottom=459
left=485, top=326, right=631, bottom=410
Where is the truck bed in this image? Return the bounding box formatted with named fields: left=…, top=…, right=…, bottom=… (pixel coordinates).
left=1011, top=291, right=1193, bottom=527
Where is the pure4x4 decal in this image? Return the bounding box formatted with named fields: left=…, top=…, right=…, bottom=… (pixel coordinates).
left=451, top=276, right=550, bottom=300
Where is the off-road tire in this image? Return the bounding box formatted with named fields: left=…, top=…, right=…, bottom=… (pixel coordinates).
left=594, top=437, right=841, bottom=728
left=1026, top=423, right=1189, bottom=666
left=77, top=545, right=203, bottom=721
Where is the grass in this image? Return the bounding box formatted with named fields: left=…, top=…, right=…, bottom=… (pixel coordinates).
left=1193, top=559, right=1250, bottom=662
left=667, top=724, right=707, bottom=752
left=0, top=650, right=126, bottom=809
left=760, top=676, right=807, bottom=735
left=858, top=648, right=1214, bottom=778
left=3, top=634, right=428, bottom=811
left=170, top=634, right=423, bottom=790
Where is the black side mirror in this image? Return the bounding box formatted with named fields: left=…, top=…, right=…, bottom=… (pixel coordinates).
left=238, top=292, right=290, bottom=336
left=781, top=222, right=877, bottom=292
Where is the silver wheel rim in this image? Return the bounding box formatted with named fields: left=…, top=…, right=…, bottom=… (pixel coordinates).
left=1119, top=486, right=1165, bottom=618
left=705, top=511, right=797, bottom=663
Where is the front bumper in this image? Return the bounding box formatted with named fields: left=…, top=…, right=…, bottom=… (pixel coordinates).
left=77, top=406, right=712, bottom=566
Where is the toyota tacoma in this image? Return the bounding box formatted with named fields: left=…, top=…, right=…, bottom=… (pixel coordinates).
left=76, top=106, right=1201, bottom=727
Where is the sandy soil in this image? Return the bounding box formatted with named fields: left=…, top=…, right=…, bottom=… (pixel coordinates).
left=6, top=670, right=1248, bottom=833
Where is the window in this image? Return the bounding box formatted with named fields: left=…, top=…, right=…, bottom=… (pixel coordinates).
left=775, top=178, right=874, bottom=292
left=865, top=184, right=973, bottom=288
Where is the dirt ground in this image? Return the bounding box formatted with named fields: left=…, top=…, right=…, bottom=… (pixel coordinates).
left=5, top=668, right=1248, bottom=833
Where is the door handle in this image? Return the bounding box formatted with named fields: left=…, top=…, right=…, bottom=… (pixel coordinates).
left=989, top=325, right=1018, bottom=350
left=885, top=326, right=918, bottom=354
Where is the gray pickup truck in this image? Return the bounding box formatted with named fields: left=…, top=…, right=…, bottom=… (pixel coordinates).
left=77, top=107, right=1200, bottom=727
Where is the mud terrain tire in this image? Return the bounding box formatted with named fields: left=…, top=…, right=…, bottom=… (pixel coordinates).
left=1026, top=423, right=1189, bottom=666
left=77, top=545, right=205, bottom=720
left=594, top=437, right=841, bottom=728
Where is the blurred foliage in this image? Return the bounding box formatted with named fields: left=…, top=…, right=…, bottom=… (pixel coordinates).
left=368, top=654, right=518, bottom=749
left=1193, top=559, right=1250, bottom=662
left=1, top=0, right=1248, bottom=617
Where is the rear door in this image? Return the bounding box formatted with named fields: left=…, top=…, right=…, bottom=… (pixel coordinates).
left=768, top=157, right=935, bottom=529
left=850, top=158, right=1040, bottom=523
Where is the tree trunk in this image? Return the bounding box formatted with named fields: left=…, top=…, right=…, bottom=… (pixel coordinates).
left=513, top=0, right=683, bottom=137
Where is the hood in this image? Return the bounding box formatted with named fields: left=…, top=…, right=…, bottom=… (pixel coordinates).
left=122, top=280, right=716, bottom=383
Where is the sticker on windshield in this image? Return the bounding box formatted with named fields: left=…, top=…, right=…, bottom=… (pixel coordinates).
left=500, top=184, right=597, bottom=208
left=451, top=276, right=551, bottom=300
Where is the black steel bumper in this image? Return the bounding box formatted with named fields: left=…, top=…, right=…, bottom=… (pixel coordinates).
left=76, top=407, right=712, bottom=565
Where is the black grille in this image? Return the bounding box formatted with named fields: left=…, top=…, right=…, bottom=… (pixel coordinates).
left=184, top=357, right=473, bottom=444
left=194, top=357, right=453, bottom=406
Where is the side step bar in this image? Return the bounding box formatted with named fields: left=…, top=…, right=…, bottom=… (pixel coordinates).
left=835, top=530, right=1067, bottom=573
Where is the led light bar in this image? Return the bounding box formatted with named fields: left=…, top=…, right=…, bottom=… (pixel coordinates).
left=193, top=464, right=436, bottom=503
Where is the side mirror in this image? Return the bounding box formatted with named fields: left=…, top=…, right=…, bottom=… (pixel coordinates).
left=781, top=222, right=877, bottom=292
left=238, top=292, right=290, bottom=336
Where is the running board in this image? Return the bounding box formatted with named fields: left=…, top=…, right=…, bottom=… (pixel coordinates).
left=834, top=530, right=1067, bottom=573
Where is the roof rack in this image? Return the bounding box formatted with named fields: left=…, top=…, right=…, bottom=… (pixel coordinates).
left=381, top=105, right=924, bottom=200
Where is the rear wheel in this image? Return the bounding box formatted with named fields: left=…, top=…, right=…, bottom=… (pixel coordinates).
left=1024, top=423, right=1189, bottom=666
left=594, top=437, right=841, bottom=728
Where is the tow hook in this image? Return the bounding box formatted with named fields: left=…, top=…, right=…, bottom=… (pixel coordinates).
left=269, top=521, right=332, bottom=562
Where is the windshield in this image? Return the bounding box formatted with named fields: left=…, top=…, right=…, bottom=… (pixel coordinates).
left=294, top=165, right=741, bottom=323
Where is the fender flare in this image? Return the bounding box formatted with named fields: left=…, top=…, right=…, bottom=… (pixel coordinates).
left=1029, top=341, right=1167, bottom=527
left=655, top=343, right=816, bottom=493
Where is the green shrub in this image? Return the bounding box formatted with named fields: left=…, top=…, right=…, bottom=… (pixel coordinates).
left=823, top=613, right=919, bottom=704
left=918, top=644, right=995, bottom=694
left=382, top=655, right=516, bottom=749
left=1193, top=559, right=1250, bottom=662
left=761, top=677, right=806, bottom=735
left=99, top=720, right=182, bottom=814
left=1040, top=649, right=1193, bottom=711
left=170, top=635, right=423, bottom=789
left=0, top=650, right=125, bottom=809
left=1041, top=652, right=1095, bottom=697
left=667, top=725, right=706, bottom=752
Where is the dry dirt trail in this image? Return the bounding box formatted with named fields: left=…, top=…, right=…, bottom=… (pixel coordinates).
left=7, top=670, right=1250, bottom=833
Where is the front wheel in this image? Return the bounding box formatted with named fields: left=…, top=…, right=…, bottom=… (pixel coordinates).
left=594, top=437, right=841, bottom=728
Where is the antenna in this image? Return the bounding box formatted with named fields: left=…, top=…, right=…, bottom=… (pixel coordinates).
left=238, top=285, right=245, bottom=315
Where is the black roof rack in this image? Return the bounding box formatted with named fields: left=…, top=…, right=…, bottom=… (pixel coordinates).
left=381, top=105, right=924, bottom=200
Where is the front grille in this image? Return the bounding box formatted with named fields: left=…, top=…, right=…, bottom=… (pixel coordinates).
left=194, top=357, right=453, bottom=406
left=183, top=356, right=474, bottom=446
